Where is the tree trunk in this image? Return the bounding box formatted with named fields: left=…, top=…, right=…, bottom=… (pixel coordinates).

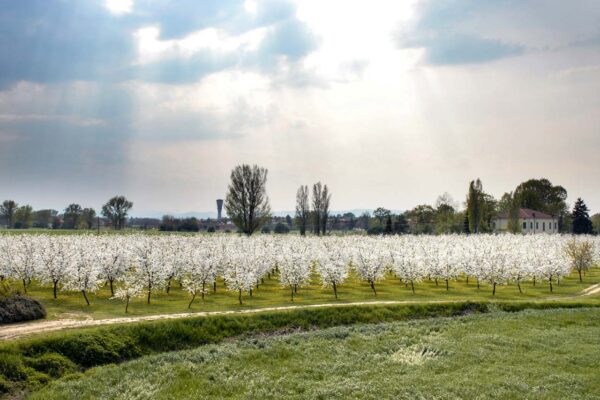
left=435, top=278, right=438, bottom=287
left=201, top=282, right=205, bottom=300
left=549, top=278, right=553, bottom=293
left=125, top=296, right=130, bottom=313
left=238, top=289, right=242, bottom=305
left=291, top=287, right=294, bottom=302
left=477, top=278, right=480, bottom=290
left=466, top=276, right=469, bottom=285
left=492, top=282, right=496, bottom=296
left=445, top=279, right=449, bottom=291
left=188, top=292, right=196, bottom=309
left=213, top=281, right=217, bottom=293
left=109, top=279, right=114, bottom=296
left=22, top=279, right=27, bottom=294
left=533, top=276, right=536, bottom=287
left=370, top=281, right=377, bottom=296
left=166, top=279, right=171, bottom=294
left=410, top=280, right=415, bottom=294
left=81, top=290, right=90, bottom=306
left=578, top=270, right=582, bottom=282
left=517, top=280, right=522, bottom=294
left=53, top=280, right=58, bottom=299
left=333, top=281, right=338, bottom=299
left=147, top=284, right=152, bottom=304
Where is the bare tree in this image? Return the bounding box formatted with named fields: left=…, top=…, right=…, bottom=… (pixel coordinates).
left=102, top=196, right=133, bottom=230
left=225, top=164, right=271, bottom=236
left=0, top=200, right=18, bottom=228
left=295, top=185, right=309, bottom=236
left=320, top=184, right=331, bottom=235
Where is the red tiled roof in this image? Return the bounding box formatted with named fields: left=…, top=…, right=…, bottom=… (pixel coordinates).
left=498, top=208, right=554, bottom=220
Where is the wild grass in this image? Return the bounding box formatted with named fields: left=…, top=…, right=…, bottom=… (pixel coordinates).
left=30, top=307, right=600, bottom=400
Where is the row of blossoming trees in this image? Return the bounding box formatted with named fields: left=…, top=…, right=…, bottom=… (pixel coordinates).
left=0, top=234, right=598, bottom=311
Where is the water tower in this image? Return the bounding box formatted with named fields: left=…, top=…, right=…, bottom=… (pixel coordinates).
left=216, top=199, right=223, bottom=221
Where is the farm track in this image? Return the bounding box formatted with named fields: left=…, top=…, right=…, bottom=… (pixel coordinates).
left=1, top=284, right=600, bottom=341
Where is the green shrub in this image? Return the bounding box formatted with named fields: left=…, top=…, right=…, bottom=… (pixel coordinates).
left=0, top=295, right=46, bottom=324
left=0, top=352, right=29, bottom=380
left=25, top=354, right=76, bottom=378
left=60, top=372, right=84, bottom=381
left=0, top=376, right=11, bottom=393
left=24, top=369, right=50, bottom=386
left=24, top=332, right=142, bottom=368
left=497, top=301, right=591, bottom=313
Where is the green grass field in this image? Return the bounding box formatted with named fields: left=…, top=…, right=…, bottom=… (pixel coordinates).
left=28, top=307, right=600, bottom=399
left=13, top=266, right=600, bottom=320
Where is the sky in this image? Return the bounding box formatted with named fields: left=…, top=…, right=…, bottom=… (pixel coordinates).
left=0, top=0, right=598, bottom=216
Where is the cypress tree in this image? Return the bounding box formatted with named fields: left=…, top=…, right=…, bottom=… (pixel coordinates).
left=467, top=179, right=483, bottom=233
left=384, top=215, right=393, bottom=235
left=572, top=198, right=593, bottom=234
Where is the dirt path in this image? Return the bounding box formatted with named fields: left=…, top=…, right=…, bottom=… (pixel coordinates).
left=580, top=282, right=600, bottom=296
left=0, top=299, right=458, bottom=341
left=1, top=283, right=599, bottom=341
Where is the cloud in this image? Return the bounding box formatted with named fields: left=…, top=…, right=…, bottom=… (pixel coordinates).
left=396, top=1, right=524, bottom=65
left=0, top=0, right=320, bottom=88
left=396, top=0, right=600, bottom=65
left=258, top=18, right=319, bottom=62
left=0, top=1, right=135, bottom=88
left=0, top=114, right=107, bottom=127
left=420, top=34, right=523, bottom=65
left=105, top=0, right=134, bottom=15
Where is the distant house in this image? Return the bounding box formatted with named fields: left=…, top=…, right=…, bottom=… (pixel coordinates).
left=493, top=208, right=558, bottom=234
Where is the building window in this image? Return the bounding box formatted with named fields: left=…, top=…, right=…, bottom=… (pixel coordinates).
left=530, top=222, right=533, bottom=229
left=536, top=222, right=539, bottom=230
left=555, top=222, right=557, bottom=229
left=522, top=222, right=526, bottom=229
left=543, top=222, right=545, bottom=231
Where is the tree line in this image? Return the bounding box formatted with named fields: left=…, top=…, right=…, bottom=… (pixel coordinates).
left=2, top=167, right=598, bottom=236
left=0, top=196, right=133, bottom=230
left=224, top=166, right=597, bottom=236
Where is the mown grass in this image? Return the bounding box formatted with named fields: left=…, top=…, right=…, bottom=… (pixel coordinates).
left=29, top=307, right=600, bottom=400
left=12, top=266, right=600, bottom=320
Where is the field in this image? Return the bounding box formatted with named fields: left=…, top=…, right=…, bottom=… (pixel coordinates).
left=28, top=307, right=600, bottom=399
left=1, top=233, right=599, bottom=399
left=19, top=267, right=600, bottom=320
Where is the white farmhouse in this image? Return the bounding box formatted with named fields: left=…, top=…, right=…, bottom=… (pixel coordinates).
left=493, top=208, right=558, bottom=234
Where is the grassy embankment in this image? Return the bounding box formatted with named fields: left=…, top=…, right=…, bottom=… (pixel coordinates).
left=27, top=306, right=600, bottom=399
